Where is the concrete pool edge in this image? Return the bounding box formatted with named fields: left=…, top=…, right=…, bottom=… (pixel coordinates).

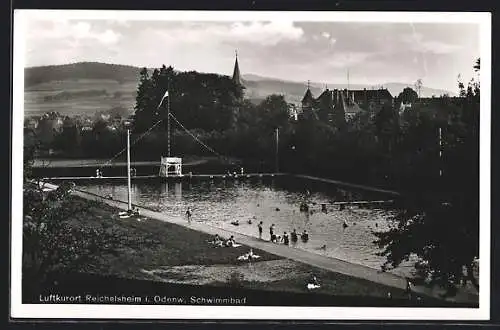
left=291, top=174, right=401, bottom=196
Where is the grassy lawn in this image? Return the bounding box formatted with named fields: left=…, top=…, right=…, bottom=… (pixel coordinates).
left=64, top=197, right=280, bottom=279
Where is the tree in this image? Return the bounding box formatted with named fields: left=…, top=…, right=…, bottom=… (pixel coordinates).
left=473, top=58, right=480, bottom=72
left=374, top=59, right=480, bottom=297
left=375, top=103, right=400, bottom=152
left=397, top=87, right=418, bottom=104
left=257, top=94, right=290, bottom=130
left=132, top=65, right=243, bottom=134
left=132, top=67, right=156, bottom=133
left=22, top=146, right=142, bottom=296
left=415, top=79, right=423, bottom=98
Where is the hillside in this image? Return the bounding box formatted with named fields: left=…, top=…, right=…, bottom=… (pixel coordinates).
left=24, top=62, right=455, bottom=116
left=25, top=62, right=141, bottom=88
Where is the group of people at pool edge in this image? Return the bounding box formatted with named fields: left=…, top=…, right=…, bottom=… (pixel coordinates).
left=261, top=221, right=309, bottom=245
left=186, top=206, right=311, bottom=246
left=186, top=207, right=314, bottom=246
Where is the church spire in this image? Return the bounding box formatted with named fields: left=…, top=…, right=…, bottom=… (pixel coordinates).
left=232, top=50, right=242, bottom=86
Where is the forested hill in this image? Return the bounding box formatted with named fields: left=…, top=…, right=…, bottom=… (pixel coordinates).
left=24, top=62, right=142, bottom=87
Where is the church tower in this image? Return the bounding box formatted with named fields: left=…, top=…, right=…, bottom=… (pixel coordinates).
left=232, top=50, right=242, bottom=86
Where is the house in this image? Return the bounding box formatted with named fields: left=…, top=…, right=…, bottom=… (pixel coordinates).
left=288, top=103, right=299, bottom=121
left=399, top=101, right=412, bottom=113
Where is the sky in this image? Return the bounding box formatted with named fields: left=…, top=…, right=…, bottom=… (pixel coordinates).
left=22, top=17, right=481, bottom=93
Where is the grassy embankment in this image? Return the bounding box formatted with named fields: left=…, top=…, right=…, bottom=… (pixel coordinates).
left=24, top=196, right=471, bottom=307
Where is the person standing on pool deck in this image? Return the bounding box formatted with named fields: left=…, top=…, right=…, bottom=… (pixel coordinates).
left=405, top=278, right=413, bottom=300
left=186, top=208, right=192, bottom=223
left=291, top=229, right=298, bottom=243
left=270, top=224, right=276, bottom=242
left=282, top=232, right=290, bottom=245
left=258, top=221, right=263, bottom=239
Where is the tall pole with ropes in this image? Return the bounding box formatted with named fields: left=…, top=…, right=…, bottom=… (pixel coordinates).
left=126, top=126, right=132, bottom=211
left=275, top=127, right=279, bottom=173
left=167, top=81, right=171, bottom=157
left=439, top=126, right=443, bottom=177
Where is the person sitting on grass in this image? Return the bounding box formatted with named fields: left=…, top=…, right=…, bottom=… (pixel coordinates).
left=306, top=274, right=321, bottom=290
left=271, top=233, right=277, bottom=243
left=225, top=235, right=236, bottom=247
left=210, top=234, right=224, bottom=247
left=211, top=234, right=220, bottom=243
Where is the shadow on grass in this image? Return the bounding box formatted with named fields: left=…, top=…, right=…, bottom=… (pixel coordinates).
left=24, top=272, right=477, bottom=308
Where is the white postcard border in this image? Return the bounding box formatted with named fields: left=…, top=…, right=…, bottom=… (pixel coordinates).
left=11, top=9, right=492, bottom=320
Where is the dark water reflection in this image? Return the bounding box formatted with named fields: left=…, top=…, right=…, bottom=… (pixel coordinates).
left=81, top=177, right=414, bottom=275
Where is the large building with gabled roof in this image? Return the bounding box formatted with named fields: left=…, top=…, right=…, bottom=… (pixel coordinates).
left=300, top=85, right=393, bottom=122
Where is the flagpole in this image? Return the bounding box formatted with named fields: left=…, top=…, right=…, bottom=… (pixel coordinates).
left=167, top=87, right=171, bottom=158
left=439, top=126, right=443, bottom=177
left=126, top=127, right=132, bottom=211
left=275, top=127, right=279, bottom=173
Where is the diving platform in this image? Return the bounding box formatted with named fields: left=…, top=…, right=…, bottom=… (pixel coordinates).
left=159, top=157, right=183, bottom=178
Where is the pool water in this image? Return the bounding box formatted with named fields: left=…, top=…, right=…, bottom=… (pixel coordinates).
left=79, top=177, right=415, bottom=276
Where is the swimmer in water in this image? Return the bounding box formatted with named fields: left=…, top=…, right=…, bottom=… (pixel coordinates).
left=301, top=230, right=309, bottom=242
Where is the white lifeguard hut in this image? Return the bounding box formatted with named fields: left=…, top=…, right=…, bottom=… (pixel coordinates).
left=159, top=156, right=183, bottom=177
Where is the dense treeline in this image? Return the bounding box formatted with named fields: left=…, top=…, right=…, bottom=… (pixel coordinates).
left=43, top=89, right=108, bottom=102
